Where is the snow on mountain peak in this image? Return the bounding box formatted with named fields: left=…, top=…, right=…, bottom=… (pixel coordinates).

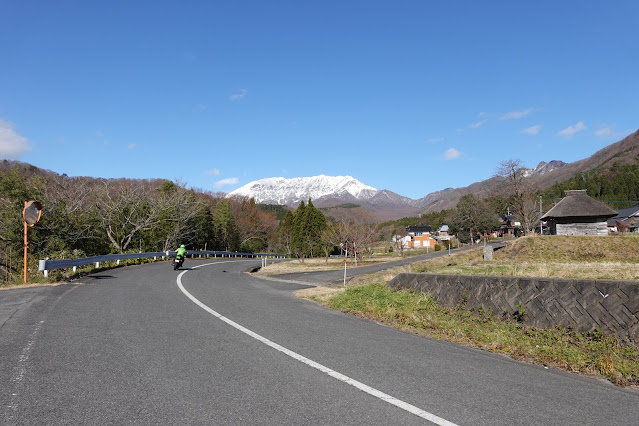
left=227, top=175, right=378, bottom=205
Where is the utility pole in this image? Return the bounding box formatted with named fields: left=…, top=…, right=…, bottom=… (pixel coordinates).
left=539, top=195, right=543, bottom=235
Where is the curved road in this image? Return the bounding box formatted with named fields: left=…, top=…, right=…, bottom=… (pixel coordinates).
left=1, top=258, right=638, bottom=425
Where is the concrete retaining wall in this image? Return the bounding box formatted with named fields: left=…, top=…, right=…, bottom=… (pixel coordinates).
left=388, top=273, right=639, bottom=343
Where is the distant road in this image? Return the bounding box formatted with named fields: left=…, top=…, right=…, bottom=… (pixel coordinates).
left=271, top=243, right=485, bottom=285
left=2, top=258, right=637, bottom=425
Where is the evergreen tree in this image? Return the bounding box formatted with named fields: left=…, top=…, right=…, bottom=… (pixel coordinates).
left=291, top=201, right=306, bottom=260
left=213, top=199, right=240, bottom=251
left=302, top=199, right=326, bottom=258
left=279, top=210, right=294, bottom=257
left=289, top=199, right=327, bottom=260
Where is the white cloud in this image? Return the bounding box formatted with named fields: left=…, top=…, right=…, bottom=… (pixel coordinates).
left=0, top=119, right=31, bottom=159
left=230, top=89, right=247, bottom=102
left=205, top=168, right=221, bottom=176
left=522, top=125, right=541, bottom=135
left=127, top=143, right=137, bottom=149
left=499, top=108, right=533, bottom=120
left=558, top=121, right=586, bottom=137
left=444, top=148, right=461, bottom=160
left=214, top=177, right=239, bottom=188
left=469, top=119, right=487, bottom=129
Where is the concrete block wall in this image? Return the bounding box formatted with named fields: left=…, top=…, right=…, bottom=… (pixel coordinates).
left=388, top=273, right=639, bottom=343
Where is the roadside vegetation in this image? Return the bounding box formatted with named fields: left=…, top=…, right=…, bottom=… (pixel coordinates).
left=290, top=235, right=639, bottom=387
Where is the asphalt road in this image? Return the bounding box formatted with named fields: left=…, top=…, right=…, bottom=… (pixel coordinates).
left=1, top=258, right=638, bottom=425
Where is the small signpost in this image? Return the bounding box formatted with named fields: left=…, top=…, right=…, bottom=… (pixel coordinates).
left=23, top=201, right=43, bottom=283
left=343, top=240, right=348, bottom=286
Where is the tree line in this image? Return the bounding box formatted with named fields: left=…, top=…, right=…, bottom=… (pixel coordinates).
left=0, top=163, right=281, bottom=283
left=0, top=162, right=385, bottom=283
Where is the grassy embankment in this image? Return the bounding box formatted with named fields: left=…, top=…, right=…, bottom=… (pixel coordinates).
left=266, top=235, right=639, bottom=387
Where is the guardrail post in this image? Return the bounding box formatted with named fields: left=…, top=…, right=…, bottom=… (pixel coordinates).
left=117, top=259, right=120, bottom=265
left=95, top=262, right=100, bottom=268
left=73, top=266, right=77, bottom=273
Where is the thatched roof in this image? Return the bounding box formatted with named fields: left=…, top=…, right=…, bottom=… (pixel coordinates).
left=542, top=190, right=617, bottom=220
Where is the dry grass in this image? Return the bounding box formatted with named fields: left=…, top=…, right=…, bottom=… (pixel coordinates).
left=293, top=286, right=345, bottom=303
left=412, top=235, right=639, bottom=280
left=258, top=255, right=399, bottom=276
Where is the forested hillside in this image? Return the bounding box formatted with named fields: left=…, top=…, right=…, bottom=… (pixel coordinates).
left=546, top=161, right=639, bottom=207
left=0, top=162, right=280, bottom=284
left=0, top=161, right=391, bottom=284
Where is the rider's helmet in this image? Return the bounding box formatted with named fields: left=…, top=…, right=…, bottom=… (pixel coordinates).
left=180, top=244, right=185, bottom=248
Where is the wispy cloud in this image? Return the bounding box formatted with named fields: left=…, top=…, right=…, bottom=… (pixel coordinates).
left=522, top=125, right=541, bottom=135
left=127, top=143, right=137, bottom=149
left=0, top=119, right=31, bottom=159
left=214, top=177, right=239, bottom=188
left=594, top=124, right=625, bottom=138
left=444, top=148, right=462, bottom=160
left=499, top=108, right=534, bottom=120
left=230, top=89, right=248, bottom=102
left=205, top=168, right=221, bottom=176
left=469, top=119, right=487, bottom=129
left=427, top=137, right=445, bottom=143
left=558, top=121, right=586, bottom=137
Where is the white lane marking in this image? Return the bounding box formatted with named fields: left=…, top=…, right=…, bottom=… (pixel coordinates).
left=177, top=261, right=458, bottom=426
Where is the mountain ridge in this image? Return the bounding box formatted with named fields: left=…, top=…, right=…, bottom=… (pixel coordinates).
left=227, top=128, right=639, bottom=219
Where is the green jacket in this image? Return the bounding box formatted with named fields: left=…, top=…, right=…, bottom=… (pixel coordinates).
left=176, top=246, right=187, bottom=257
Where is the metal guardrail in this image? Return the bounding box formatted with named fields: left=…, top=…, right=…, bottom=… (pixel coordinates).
left=38, top=250, right=285, bottom=277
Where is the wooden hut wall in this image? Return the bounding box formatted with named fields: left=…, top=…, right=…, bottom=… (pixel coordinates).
left=552, top=218, right=609, bottom=236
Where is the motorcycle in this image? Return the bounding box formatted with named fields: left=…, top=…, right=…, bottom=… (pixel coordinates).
left=172, top=254, right=185, bottom=270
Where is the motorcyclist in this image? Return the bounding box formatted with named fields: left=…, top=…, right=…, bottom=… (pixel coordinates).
left=176, top=244, right=187, bottom=261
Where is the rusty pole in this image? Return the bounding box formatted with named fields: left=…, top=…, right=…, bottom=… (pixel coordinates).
left=23, top=201, right=28, bottom=283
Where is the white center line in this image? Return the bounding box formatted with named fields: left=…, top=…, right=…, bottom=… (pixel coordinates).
left=177, top=261, right=457, bottom=425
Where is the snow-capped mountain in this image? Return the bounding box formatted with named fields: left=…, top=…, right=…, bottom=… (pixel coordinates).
left=228, top=175, right=379, bottom=205
left=222, top=128, right=639, bottom=220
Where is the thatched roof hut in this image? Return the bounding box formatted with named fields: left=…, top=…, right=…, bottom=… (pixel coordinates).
left=542, top=190, right=617, bottom=236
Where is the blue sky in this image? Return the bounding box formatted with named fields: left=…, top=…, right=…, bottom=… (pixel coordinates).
left=1, top=1, right=637, bottom=200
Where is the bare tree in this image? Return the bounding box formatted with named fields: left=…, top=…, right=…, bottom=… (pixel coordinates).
left=37, top=176, right=101, bottom=251
left=95, top=179, right=173, bottom=253
left=494, top=159, right=539, bottom=235
left=157, top=183, right=206, bottom=251
left=351, top=221, right=380, bottom=258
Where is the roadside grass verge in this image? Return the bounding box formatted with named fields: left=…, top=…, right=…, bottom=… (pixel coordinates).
left=310, top=282, right=639, bottom=387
